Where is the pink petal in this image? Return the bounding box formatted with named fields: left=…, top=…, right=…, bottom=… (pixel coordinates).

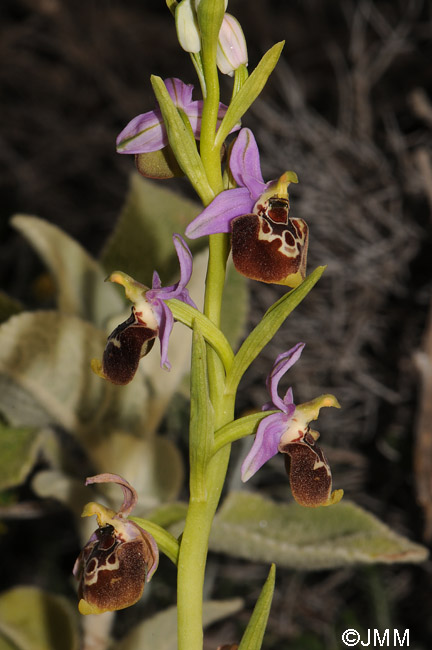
left=164, top=78, right=194, bottom=108
left=241, top=413, right=288, bottom=482
left=229, top=128, right=267, bottom=197
left=116, top=110, right=167, bottom=154
left=266, top=343, right=305, bottom=411
left=85, top=473, right=138, bottom=517
left=153, top=300, right=174, bottom=370
left=185, top=187, right=253, bottom=238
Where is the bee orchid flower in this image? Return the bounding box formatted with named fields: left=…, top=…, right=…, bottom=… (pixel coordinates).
left=73, top=473, right=159, bottom=615
left=186, top=128, right=309, bottom=288
left=92, top=234, right=196, bottom=384
left=241, top=343, right=343, bottom=507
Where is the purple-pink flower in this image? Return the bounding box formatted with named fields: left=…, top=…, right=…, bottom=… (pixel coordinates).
left=186, top=128, right=270, bottom=238
left=92, top=235, right=196, bottom=384
left=241, top=343, right=304, bottom=481
left=241, top=343, right=343, bottom=508
left=185, top=128, right=309, bottom=288
left=116, top=77, right=237, bottom=155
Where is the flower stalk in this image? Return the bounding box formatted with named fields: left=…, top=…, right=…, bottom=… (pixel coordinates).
left=81, top=4, right=343, bottom=650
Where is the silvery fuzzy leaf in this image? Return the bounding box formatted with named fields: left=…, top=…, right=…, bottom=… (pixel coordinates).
left=210, top=492, right=428, bottom=569
left=11, top=215, right=124, bottom=328
left=101, top=173, right=204, bottom=283
left=0, top=423, right=47, bottom=490
left=0, top=586, right=78, bottom=650
left=0, top=311, right=148, bottom=440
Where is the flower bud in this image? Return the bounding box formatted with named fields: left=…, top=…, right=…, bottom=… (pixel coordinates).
left=217, top=14, right=248, bottom=76
left=73, top=474, right=159, bottom=615
left=135, top=147, right=184, bottom=180
left=176, top=0, right=201, bottom=53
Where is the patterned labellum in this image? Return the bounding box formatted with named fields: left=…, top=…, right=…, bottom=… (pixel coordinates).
left=231, top=196, right=309, bottom=288
left=75, top=522, right=153, bottom=614
left=280, top=430, right=333, bottom=507
left=102, top=307, right=156, bottom=385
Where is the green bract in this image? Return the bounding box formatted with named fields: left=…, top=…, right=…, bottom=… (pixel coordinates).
left=150, top=75, right=214, bottom=204
left=214, top=41, right=285, bottom=149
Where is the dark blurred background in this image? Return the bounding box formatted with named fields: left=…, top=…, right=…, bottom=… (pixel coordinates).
left=1, top=0, right=432, bottom=648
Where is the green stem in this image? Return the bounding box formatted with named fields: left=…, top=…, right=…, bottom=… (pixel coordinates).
left=177, top=5, right=233, bottom=648
left=198, top=1, right=224, bottom=193
left=177, top=500, right=214, bottom=649
left=177, top=234, right=233, bottom=650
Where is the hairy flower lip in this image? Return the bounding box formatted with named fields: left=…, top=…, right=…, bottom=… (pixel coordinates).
left=74, top=474, right=159, bottom=615
left=185, top=129, right=307, bottom=287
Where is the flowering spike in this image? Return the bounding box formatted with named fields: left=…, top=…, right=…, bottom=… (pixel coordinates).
left=73, top=474, right=159, bottom=615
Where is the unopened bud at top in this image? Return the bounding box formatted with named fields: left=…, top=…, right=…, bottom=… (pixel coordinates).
left=176, top=0, right=246, bottom=76
left=176, top=0, right=201, bottom=53
left=216, top=13, right=248, bottom=76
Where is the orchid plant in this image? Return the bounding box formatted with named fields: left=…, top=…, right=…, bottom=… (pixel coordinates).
left=0, top=1, right=428, bottom=647
left=74, top=1, right=343, bottom=647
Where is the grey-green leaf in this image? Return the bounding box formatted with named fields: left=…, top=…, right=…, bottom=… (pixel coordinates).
left=11, top=215, right=124, bottom=328
left=86, top=432, right=184, bottom=509
left=210, top=492, right=429, bottom=569
left=0, top=586, right=78, bottom=650
left=101, top=173, right=204, bottom=282
left=238, top=564, right=275, bottom=650
left=0, top=311, right=147, bottom=441
left=0, top=424, right=46, bottom=490
left=117, top=599, right=243, bottom=650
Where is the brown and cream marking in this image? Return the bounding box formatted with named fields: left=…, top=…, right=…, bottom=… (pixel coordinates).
left=278, top=395, right=343, bottom=507
left=74, top=474, right=159, bottom=615
left=231, top=196, right=309, bottom=288
left=74, top=523, right=154, bottom=614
